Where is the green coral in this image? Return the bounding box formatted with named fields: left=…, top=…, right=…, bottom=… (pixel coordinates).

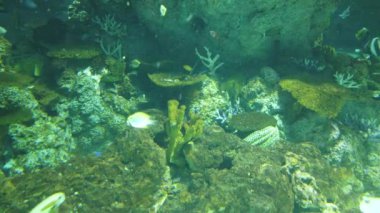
left=6, top=116, right=74, bottom=174
left=0, top=86, right=39, bottom=125
left=165, top=99, right=203, bottom=167
left=280, top=79, right=347, bottom=118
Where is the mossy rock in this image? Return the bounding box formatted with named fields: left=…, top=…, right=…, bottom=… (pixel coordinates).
left=228, top=111, right=277, bottom=132
left=31, top=84, right=61, bottom=107
left=0, top=109, right=33, bottom=125
left=0, top=72, right=34, bottom=87
left=280, top=79, right=347, bottom=118
left=47, top=44, right=101, bottom=59
left=148, top=73, right=207, bottom=87
left=13, top=54, right=45, bottom=77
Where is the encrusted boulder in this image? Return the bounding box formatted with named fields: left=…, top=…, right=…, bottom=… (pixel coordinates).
left=131, top=0, right=336, bottom=63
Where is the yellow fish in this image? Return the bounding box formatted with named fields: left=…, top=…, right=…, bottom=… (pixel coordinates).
left=127, top=112, right=155, bottom=128
left=182, top=64, right=193, bottom=72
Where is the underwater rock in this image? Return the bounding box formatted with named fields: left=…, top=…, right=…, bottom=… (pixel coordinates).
left=12, top=53, right=46, bottom=77
left=32, top=18, right=67, bottom=45
left=148, top=73, right=207, bottom=87
left=0, top=72, right=34, bottom=88
left=0, top=86, right=38, bottom=125
left=283, top=143, right=363, bottom=212
left=189, top=78, right=230, bottom=124
left=1, top=130, right=169, bottom=212
left=285, top=112, right=331, bottom=144
left=228, top=111, right=277, bottom=132
left=283, top=151, right=339, bottom=211
left=363, top=141, right=380, bottom=192
left=165, top=125, right=294, bottom=212
left=279, top=78, right=348, bottom=118
left=131, top=0, right=336, bottom=63
left=259, top=66, right=280, bottom=85
left=31, top=84, right=61, bottom=107
left=56, top=67, right=129, bottom=148
left=240, top=77, right=282, bottom=115
left=6, top=115, right=75, bottom=175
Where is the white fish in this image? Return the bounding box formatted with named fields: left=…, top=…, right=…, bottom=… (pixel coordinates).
left=127, top=112, right=155, bottom=128
left=339, top=6, right=350, bottom=19
left=360, top=196, right=380, bottom=213
left=0, top=26, right=6, bottom=35
left=160, top=4, right=167, bottom=17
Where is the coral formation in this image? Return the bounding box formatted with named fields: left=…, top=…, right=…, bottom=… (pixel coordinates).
left=165, top=99, right=203, bottom=166
left=0, top=1, right=379, bottom=212
left=56, top=67, right=135, bottom=147
left=240, top=77, right=282, bottom=115
left=1, top=86, right=74, bottom=174
left=189, top=78, right=230, bottom=124
left=279, top=79, right=348, bottom=117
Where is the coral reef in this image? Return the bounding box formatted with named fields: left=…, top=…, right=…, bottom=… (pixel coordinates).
left=240, top=77, right=282, bottom=115
left=6, top=116, right=74, bottom=175
left=189, top=78, right=230, bottom=124
left=56, top=67, right=137, bottom=148
left=0, top=1, right=379, bottom=212
left=0, top=86, right=38, bottom=125
left=1, top=86, right=74, bottom=175
left=283, top=143, right=363, bottom=212
left=283, top=151, right=340, bottom=211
